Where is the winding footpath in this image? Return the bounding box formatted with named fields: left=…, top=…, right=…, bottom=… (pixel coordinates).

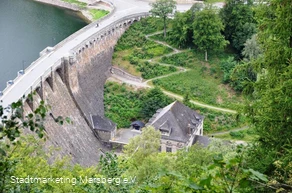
left=110, top=32, right=237, bottom=114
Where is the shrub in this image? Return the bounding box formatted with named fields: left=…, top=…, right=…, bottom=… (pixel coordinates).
left=129, top=56, right=139, bottom=65
left=159, top=52, right=188, bottom=67
left=210, top=67, right=217, bottom=75
left=114, top=18, right=164, bottom=51
left=137, top=62, right=177, bottom=79
left=220, top=57, right=237, bottom=83
left=229, top=131, right=245, bottom=139
left=104, top=83, right=174, bottom=128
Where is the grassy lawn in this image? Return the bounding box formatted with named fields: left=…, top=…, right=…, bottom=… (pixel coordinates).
left=62, top=0, right=87, bottom=8
left=136, top=61, right=177, bottom=79
left=112, top=50, right=141, bottom=77
left=212, top=129, right=258, bottom=142
left=187, top=102, right=246, bottom=134
left=152, top=50, right=242, bottom=109
left=153, top=69, right=242, bottom=109
left=89, top=9, right=109, bottom=20
left=128, top=40, right=173, bottom=60
left=113, top=49, right=176, bottom=79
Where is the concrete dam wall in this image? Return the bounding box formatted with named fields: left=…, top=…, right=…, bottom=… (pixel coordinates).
left=20, top=13, right=149, bottom=166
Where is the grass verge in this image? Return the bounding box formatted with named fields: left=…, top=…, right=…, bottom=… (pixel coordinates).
left=212, top=129, right=258, bottom=142
left=89, top=9, right=109, bottom=20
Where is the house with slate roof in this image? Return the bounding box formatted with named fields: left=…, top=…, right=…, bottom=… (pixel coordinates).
left=91, top=101, right=208, bottom=151
left=146, top=101, right=204, bottom=152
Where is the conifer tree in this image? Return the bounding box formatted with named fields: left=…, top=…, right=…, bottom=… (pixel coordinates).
left=245, top=0, right=292, bottom=190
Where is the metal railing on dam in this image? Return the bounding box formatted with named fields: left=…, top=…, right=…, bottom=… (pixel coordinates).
left=0, top=11, right=150, bottom=110
left=70, top=12, right=150, bottom=53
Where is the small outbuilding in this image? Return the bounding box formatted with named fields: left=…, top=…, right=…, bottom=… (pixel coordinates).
left=130, top=120, right=145, bottom=130
left=90, top=114, right=117, bottom=144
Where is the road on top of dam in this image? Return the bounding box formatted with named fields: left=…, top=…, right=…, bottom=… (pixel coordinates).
left=0, top=0, right=193, bottom=109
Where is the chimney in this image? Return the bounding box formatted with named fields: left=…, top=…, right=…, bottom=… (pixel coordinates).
left=187, top=123, right=191, bottom=135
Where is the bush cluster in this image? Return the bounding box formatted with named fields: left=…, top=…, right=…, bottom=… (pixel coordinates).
left=115, top=18, right=164, bottom=51
left=160, top=53, right=188, bottom=67
left=229, top=130, right=245, bottom=139
left=137, top=61, right=177, bottom=79
left=104, top=82, right=173, bottom=128
left=185, top=102, right=245, bottom=133
left=127, top=41, right=173, bottom=61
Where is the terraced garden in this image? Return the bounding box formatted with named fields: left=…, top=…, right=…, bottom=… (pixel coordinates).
left=108, top=17, right=248, bottom=134
left=153, top=51, right=243, bottom=108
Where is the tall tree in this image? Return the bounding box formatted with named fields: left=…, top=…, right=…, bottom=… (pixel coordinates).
left=169, top=3, right=203, bottom=48
left=140, top=87, right=173, bottom=119
left=123, top=126, right=161, bottom=158
left=193, top=7, right=228, bottom=61
left=123, top=126, right=161, bottom=182
left=245, top=0, right=292, bottom=191
left=220, top=0, right=256, bottom=57
left=242, top=34, right=262, bottom=61
left=150, top=0, right=176, bottom=38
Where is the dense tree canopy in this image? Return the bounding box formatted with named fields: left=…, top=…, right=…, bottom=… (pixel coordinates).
left=242, top=34, right=262, bottom=61
left=193, top=7, right=228, bottom=61
left=168, top=3, right=203, bottom=48
left=244, top=0, right=292, bottom=191
left=220, top=0, right=256, bottom=57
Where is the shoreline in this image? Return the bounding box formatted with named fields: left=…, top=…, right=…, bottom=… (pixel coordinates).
left=33, top=0, right=80, bottom=11
left=32, top=0, right=109, bottom=22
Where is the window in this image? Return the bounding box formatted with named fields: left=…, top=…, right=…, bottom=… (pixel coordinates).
left=158, top=146, right=161, bottom=152
left=166, top=147, right=172, bottom=152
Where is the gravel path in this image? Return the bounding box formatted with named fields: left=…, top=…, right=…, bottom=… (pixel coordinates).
left=208, top=126, right=249, bottom=136
left=109, top=31, right=237, bottom=114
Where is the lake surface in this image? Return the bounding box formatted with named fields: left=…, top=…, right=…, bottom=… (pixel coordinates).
left=0, top=0, right=87, bottom=90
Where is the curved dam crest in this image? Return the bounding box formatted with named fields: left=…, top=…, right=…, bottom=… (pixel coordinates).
left=1, top=0, right=193, bottom=165
left=19, top=14, right=149, bottom=166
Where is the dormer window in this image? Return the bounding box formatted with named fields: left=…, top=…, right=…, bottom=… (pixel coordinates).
left=161, top=131, right=169, bottom=136
left=160, top=127, right=171, bottom=136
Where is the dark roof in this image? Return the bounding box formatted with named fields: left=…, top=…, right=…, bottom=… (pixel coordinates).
left=193, top=135, right=211, bottom=147
left=130, top=121, right=145, bottom=128
left=146, top=101, right=204, bottom=143
left=91, top=114, right=116, bottom=132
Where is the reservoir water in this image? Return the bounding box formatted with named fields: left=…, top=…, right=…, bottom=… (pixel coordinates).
left=0, top=0, right=87, bottom=90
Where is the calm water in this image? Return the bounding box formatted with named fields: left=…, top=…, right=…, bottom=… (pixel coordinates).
left=0, top=0, right=87, bottom=90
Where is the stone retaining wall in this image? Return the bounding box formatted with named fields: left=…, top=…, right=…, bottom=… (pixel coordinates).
left=111, top=66, right=143, bottom=83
